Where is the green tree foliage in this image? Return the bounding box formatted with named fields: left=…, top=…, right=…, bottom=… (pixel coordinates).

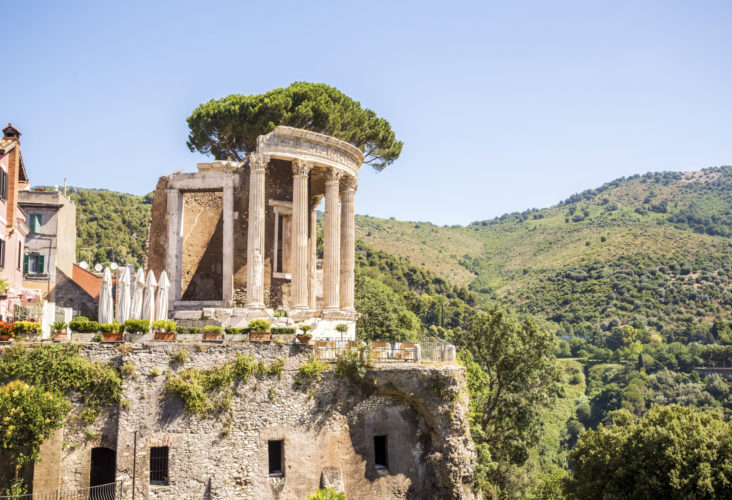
left=0, top=381, right=69, bottom=470
left=354, top=273, right=420, bottom=341
left=187, top=82, right=403, bottom=170
left=457, top=306, right=560, bottom=494
left=567, top=405, right=732, bottom=499
left=71, top=187, right=152, bottom=267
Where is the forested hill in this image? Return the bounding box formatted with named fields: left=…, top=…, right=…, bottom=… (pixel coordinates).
left=357, top=166, right=732, bottom=338
left=68, top=166, right=732, bottom=340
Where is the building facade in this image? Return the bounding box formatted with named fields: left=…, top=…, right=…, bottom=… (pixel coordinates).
left=19, top=189, right=77, bottom=301
left=0, top=124, right=36, bottom=320
left=147, top=127, right=362, bottom=339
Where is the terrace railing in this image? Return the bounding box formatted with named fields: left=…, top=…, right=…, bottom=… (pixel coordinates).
left=313, top=339, right=455, bottom=363
left=0, top=480, right=124, bottom=500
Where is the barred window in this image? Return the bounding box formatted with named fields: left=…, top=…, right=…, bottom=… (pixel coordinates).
left=149, top=446, right=169, bottom=484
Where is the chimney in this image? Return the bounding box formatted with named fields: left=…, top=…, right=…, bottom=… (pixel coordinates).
left=2, top=123, right=21, bottom=142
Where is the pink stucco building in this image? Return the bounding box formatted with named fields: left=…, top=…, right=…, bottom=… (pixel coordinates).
left=0, top=124, right=38, bottom=320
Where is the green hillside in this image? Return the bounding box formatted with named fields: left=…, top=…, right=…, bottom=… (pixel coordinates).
left=358, top=167, right=732, bottom=337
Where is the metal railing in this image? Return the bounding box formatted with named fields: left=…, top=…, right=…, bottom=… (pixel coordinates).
left=0, top=480, right=124, bottom=500
left=313, top=340, right=423, bottom=362
left=420, top=340, right=456, bottom=362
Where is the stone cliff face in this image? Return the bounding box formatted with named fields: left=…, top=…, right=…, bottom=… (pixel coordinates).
left=31, top=343, right=477, bottom=499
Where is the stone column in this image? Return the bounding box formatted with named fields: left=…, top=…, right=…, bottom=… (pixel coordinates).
left=246, top=153, right=269, bottom=308
left=291, top=159, right=311, bottom=309
left=323, top=168, right=341, bottom=310
left=339, top=175, right=357, bottom=311
left=308, top=195, right=322, bottom=310
left=166, top=188, right=183, bottom=305
left=222, top=182, right=234, bottom=303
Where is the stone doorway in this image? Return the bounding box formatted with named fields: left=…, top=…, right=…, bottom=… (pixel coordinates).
left=89, top=447, right=116, bottom=489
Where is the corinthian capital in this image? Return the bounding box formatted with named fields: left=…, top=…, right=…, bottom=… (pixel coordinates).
left=292, top=159, right=312, bottom=177
left=324, top=168, right=342, bottom=184
left=249, top=153, right=270, bottom=171
left=340, top=174, right=358, bottom=194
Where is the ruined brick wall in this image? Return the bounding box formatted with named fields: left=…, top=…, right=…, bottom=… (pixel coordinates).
left=146, top=177, right=170, bottom=278
left=55, top=268, right=97, bottom=316
left=31, top=344, right=477, bottom=499
left=180, top=191, right=223, bottom=300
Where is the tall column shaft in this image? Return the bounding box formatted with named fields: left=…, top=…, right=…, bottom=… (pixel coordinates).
left=291, top=160, right=311, bottom=309
left=323, top=169, right=341, bottom=310
left=222, top=183, right=234, bottom=303
left=246, top=154, right=269, bottom=308
left=308, top=196, right=321, bottom=310
left=339, top=176, right=357, bottom=311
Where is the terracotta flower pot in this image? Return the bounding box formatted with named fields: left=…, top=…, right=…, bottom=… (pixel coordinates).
left=52, top=332, right=68, bottom=341
left=102, top=332, right=124, bottom=342
left=154, top=331, right=176, bottom=341
left=203, top=332, right=223, bottom=341
left=0, top=334, right=12, bottom=342
left=296, top=335, right=312, bottom=344
left=250, top=331, right=271, bottom=342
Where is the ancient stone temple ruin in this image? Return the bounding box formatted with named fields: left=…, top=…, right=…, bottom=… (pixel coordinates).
left=147, top=126, right=361, bottom=339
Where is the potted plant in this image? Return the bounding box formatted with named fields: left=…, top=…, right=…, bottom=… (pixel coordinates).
left=0, top=279, right=8, bottom=300
left=69, top=317, right=100, bottom=341
left=297, top=324, right=313, bottom=344
left=335, top=323, right=349, bottom=339
left=52, top=321, right=68, bottom=341
left=203, top=325, right=224, bottom=341
left=248, top=319, right=272, bottom=342
left=14, top=321, right=42, bottom=341
left=99, top=323, right=124, bottom=342
left=151, top=320, right=175, bottom=341
left=125, top=319, right=151, bottom=341
left=0, top=321, right=15, bottom=341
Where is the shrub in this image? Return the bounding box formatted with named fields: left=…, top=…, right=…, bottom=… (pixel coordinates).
left=119, top=362, right=136, bottom=378
left=52, top=321, right=67, bottom=332
left=203, top=325, right=224, bottom=334
left=170, top=349, right=190, bottom=364
left=335, top=323, right=349, bottom=333
left=152, top=320, right=176, bottom=332
left=14, top=321, right=42, bottom=335
left=187, top=327, right=201, bottom=334
left=295, top=359, right=329, bottom=388
left=307, top=489, right=346, bottom=500
left=124, top=319, right=149, bottom=334
left=271, top=327, right=295, bottom=335
left=175, top=326, right=186, bottom=334
left=335, top=351, right=368, bottom=383
left=274, top=310, right=287, bottom=318
left=69, top=316, right=100, bottom=333
left=299, top=324, right=312, bottom=334
left=248, top=319, right=271, bottom=332
left=224, top=327, right=243, bottom=335
left=99, top=323, right=123, bottom=334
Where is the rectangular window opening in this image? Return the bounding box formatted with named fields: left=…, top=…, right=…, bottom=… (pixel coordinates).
left=374, top=435, right=388, bottom=470
left=268, top=440, right=283, bottom=477
left=149, top=446, right=169, bottom=485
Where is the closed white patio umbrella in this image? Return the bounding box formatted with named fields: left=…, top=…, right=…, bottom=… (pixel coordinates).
left=155, top=271, right=170, bottom=322
left=130, top=268, right=145, bottom=319
left=98, top=267, right=114, bottom=324
left=117, top=267, right=131, bottom=324
left=141, top=270, right=157, bottom=326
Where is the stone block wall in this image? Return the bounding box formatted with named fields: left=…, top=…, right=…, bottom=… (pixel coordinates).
left=30, top=343, right=477, bottom=499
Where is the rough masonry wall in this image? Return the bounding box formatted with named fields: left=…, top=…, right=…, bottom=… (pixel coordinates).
left=34, top=344, right=476, bottom=500
left=146, top=177, right=170, bottom=278
left=180, top=191, right=223, bottom=300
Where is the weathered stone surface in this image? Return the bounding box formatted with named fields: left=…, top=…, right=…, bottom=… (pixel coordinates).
left=31, top=344, right=476, bottom=499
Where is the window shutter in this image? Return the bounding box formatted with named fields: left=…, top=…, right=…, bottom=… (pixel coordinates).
left=2, top=169, right=7, bottom=200
left=0, top=240, right=5, bottom=268
left=38, top=254, right=44, bottom=273
left=23, top=254, right=28, bottom=274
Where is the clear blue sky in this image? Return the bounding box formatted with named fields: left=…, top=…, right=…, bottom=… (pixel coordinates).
left=2, top=1, right=731, bottom=225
